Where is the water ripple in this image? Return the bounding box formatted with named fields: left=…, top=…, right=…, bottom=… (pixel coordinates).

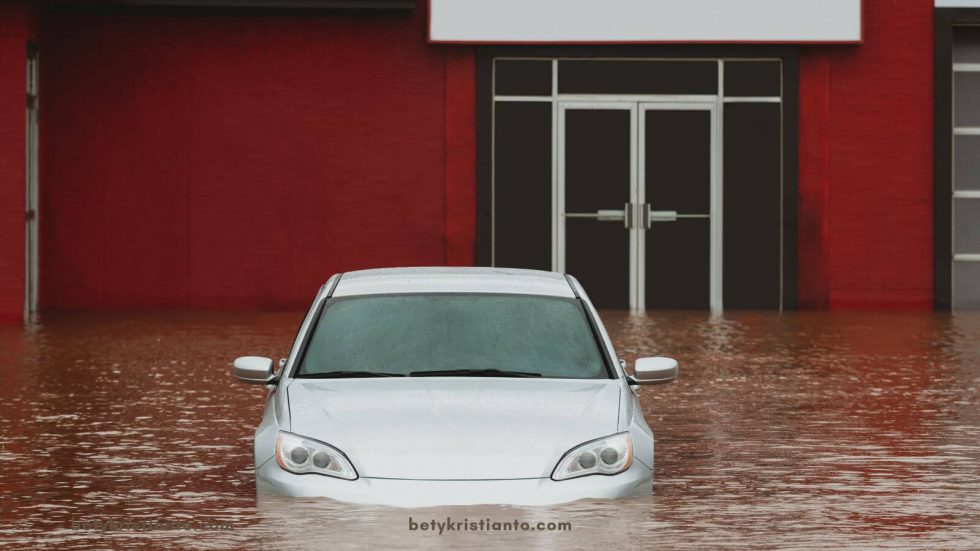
left=0, top=310, right=978, bottom=549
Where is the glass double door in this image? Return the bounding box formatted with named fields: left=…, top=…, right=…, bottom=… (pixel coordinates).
left=556, top=102, right=718, bottom=310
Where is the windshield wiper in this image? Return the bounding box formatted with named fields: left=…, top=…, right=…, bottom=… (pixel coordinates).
left=409, top=368, right=541, bottom=378
left=297, top=371, right=405, bottom=379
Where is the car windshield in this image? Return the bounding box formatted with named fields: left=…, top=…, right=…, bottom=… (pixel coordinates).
left=296, top=294, right=609, bottom=379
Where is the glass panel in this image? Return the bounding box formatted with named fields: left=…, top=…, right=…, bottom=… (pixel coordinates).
left=954, top=135, right=980, bottom=191
left=954, top=199, right=980, bottom=255
left=559, top=60, right=717, bottom=95
left=644, top=108, right=713, bottom=309
left=494, top=60, right=552, bottom=96
left=645, top=110, right=711, bottom=214
left=724, top=61, right=781, bottom=97
left=646, top=219, right=710, bottom=310
left=954, top=26, right=980, bottom=64
left=954, top=72, right=980, bottom=128
left=299, top=295, right=607, bottom=379
left=564, top=109, right=631, bottom=212
left=723, top=103, right=782, bottom=310
left=566, top=219, right=631, bottom=309
left=494, top=102, right=552, bottom=270
left=564, top=109, right=631, bottom=309
left=954, top=261, right=980, bottom=309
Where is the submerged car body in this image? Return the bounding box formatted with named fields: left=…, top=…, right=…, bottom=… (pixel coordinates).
left=235, top=267, right=677, bottom=507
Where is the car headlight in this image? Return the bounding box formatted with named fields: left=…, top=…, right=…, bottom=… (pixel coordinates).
left=552, top=432, right=633, bottom=481
left=275, top=431, right=358, bottom=480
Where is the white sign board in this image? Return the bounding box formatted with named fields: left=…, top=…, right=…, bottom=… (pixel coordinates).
left=429, top=0, right=863, bottom=44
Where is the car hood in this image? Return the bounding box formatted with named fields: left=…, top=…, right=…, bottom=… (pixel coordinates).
left=286, top=377, right=622, bottom=480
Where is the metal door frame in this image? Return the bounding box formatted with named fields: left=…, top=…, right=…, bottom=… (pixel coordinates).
left=555, top=98, right=720, bottom=310
left=555, top=101, right=638, bottom=307
left=25, top=43, right=38, bottom=322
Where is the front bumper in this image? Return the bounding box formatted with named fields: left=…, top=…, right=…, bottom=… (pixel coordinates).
left=255, top=459, right=652, bottom=507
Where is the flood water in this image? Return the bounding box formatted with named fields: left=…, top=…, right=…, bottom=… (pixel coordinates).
left=1, top=310, right=979, bottom=549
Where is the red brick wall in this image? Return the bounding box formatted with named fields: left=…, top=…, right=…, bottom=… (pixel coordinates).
left=39, top=6, right=475, bottom=310
left=0, top=4, right=34, bottom=323
left=26, top=0, right=938, bottom=312
left=798, top=0, right=935, bottom=309
left=443, top=46, right=476, bottom=267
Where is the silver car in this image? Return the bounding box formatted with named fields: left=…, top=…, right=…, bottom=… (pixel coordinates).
left=234, top=267, right=677, bottom=507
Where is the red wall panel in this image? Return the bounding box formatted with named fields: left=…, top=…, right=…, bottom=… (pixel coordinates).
left=0, top=4, right=34, bottom=323
left=798, top=51, right=831, bottom=310
left=40, top=9, right=456, bottom=310
left=0, top=36, right=26, bottom=323
left=798, top=0, right=935, bottom=309
left=444, top=46, right=476, bottom=266
left=34, top=0, right=937, bottom=312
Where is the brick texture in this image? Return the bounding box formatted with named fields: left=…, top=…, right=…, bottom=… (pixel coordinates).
left=0, top=4, right=34, bottom=323
left=15, top=0, right=938, bottom=312
left=444, top=46, right=476, bottom=266
left=39, top=6, right=464, bottom=310
left=798, top=0, right=935, bottom=309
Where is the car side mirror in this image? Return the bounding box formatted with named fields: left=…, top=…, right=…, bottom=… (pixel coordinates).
left=234, top=356, right=276, bottom=385
left=629, top=357, right=678, bottom=385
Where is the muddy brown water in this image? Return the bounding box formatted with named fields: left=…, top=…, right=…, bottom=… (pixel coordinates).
left=0, top=311, right=978, bottom=549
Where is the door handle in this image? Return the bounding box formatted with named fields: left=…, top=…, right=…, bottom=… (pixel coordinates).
left=637, top=204, right=678, bottom=228
left=564, top=209, right=627, bottom=223
left=564, top=204, right=650, bottom=229
left=597, top=209, right=625, bottom=222
left=649, top=209, right=678, bottom=224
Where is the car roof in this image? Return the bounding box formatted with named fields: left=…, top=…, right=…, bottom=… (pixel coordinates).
left=329, top=267, right=576, bottom=298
